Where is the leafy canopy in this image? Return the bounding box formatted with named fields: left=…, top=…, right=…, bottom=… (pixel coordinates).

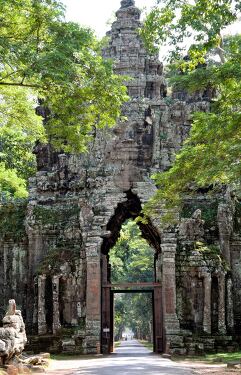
left=0, top=0, right=128, bottom=198
left=114, top=293, right=153, bottom=341
left=141, top=0, right=241, bottom=66
left=141, top=1, right=241, bottom=223
left=109, top=220, right=154, bottom=283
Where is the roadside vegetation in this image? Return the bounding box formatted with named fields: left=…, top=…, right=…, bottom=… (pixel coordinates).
left=173, top=350, right=241, bottom=364
left=138, top=340, right=153, bottom=351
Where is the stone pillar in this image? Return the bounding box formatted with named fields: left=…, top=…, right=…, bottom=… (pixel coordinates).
left=38, top=275, right=47, bottom=335
left=155, top=253, right=162, bottom=283
left=203, top=273, right=211, bottom=334
left=218, top=273, right=226, bottom=334
left=85, top=236, right=102, bottom=354
left=226, top=277, right=234, bottom=332
left=86, top=256, right=101, bottom=353
left=217, top=203, right=233, bottom=265
left=161, top=232, right=181, bottom=353
left=52, top=275, right=61, bottom=334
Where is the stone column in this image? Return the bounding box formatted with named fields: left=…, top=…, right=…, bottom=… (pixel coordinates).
left=85, top=237, right=102, bottom=354
left=38, top=275, right=47, bottom=335
left=52, top=275, right=61, bottom=334
left=161, top=232, right=181, bottom=353
left=226, top=277, right=234, bottom=332
left=155, top=253, right=162, bottom=283
left=203, top=273, right=211, bottom=334
left=218, top=273, right=226, bottom=334
left=217, top=203, right=233, bottom=265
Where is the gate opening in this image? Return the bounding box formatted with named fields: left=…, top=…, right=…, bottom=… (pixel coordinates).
left=113, top=291, right=154, bottom=352
left=100, top=192, right=164, bottom=354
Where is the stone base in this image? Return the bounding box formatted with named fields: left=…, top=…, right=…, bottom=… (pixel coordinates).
left=166, top=334, right=186, bottom=355
left=84, top=336, right=100, bottom=354
left=164, top=327, right=241, bottom=356
left=182, top=333, right=240, bottom=356
left=164, top=314, right=184, bottom=354
left=26, top=333, right=86, bottom=355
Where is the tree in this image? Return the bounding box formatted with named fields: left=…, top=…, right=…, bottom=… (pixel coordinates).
left=114, top=293, right=153, bottom=342
left=141, top=1, right=241, bottom=223
left=114, top=294, right=128, bottom=340
left=109, top=220, right=154, bottom=283
left=0, top=0, right=128, bottom=198
left=141, top=0, right=240, bottom=65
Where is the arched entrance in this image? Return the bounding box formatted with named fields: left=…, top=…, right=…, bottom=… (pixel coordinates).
left=100, top=190, right=164, bottom=353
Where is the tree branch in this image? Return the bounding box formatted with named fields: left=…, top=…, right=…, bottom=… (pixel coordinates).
left=216, top=34, right=226, bottom=64
left=0, top=82, right=41, bottom=88
left=0, top=70, right=23, bottom=82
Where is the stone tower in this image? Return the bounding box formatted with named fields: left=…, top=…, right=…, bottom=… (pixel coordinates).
left=0, top=0, right=240, bottom=355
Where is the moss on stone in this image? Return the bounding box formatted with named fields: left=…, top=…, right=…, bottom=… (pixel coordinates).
left=195, top=242, right=230, bottom=271
left=37, top=245, right=80, bottom=275
left=33, top=205, right=80, bottom=227
left=0, top=201, right=27, bottom=241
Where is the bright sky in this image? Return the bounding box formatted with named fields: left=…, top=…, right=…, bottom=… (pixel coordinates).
left=61, top=0, right=240, bottom=41
left=61, top=0, right=153, bottom=37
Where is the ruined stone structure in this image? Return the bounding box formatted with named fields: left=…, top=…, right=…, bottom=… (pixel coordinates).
left=0, top=0, right=240, bottom=355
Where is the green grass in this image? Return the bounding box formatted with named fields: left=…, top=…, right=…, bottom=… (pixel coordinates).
left=173, top=351, right=241, bottom=364
left=50, top=354, right=98, bottom=360
left=139, top=340, right=153, bottom=351
left=114, top=341, right=121, bottom=348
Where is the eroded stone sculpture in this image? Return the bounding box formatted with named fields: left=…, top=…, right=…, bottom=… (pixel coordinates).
left=0, top=300, right=27, bottom=364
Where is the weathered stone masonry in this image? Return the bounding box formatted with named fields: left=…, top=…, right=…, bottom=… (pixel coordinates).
left=0, top=0, right=240, bottom=354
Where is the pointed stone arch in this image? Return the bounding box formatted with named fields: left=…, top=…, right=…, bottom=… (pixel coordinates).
left=99, top=190, right=163, bottom=353
left=101, top=190, right=161, bottom=256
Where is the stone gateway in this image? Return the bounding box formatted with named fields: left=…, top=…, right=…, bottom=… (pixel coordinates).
left=0, top=0, right=240, bottom=355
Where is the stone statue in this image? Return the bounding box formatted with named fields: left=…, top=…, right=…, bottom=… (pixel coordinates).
left=6, top=299, right=16, bottom=316
left=121, top=0, right=135, bottom=8
left=0, top=300, right=27, bottom=365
